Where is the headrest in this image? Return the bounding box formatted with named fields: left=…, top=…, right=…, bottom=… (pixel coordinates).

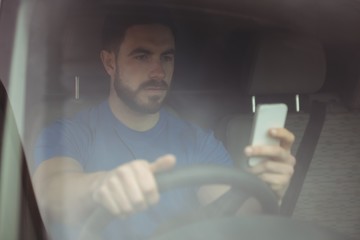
left=248, top=33, right=326, bottom=95
left=58, top=14, right=109, bottom=100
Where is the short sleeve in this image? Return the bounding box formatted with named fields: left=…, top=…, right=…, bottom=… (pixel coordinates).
left=193, top=128, right=234, bottom=167
left=34, top=119, right=89, bottom=169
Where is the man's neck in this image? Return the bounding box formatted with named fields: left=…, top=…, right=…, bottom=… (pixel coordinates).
left=108, top=94, right=160, bottom=132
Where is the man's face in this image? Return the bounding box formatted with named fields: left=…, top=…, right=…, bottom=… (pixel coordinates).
left=111, top=24, right=175, bottom=114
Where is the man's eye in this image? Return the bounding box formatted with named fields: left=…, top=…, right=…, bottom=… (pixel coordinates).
left=134, top=54, right=149, bottom=61
left=162, top=55, right=174, bottom=62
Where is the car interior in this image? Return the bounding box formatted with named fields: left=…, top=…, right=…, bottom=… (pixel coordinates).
left=0, top=0, right=360, bottom=239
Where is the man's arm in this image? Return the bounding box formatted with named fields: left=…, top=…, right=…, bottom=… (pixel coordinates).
left=33, top=155, right=176, bottom=226
left=197, top=128, right=296, bottom=212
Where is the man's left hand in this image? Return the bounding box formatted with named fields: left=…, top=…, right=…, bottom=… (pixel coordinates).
left=245, top=128, right=296, bottom=200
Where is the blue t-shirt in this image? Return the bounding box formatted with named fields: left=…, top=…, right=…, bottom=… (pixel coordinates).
left=35, top=101, right=233, bottom=239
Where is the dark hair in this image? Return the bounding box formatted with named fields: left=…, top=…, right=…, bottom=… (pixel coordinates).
left=101, top=14, right=177, bottom=53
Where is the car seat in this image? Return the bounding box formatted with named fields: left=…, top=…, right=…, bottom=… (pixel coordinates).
left=215, top=32, right=360, bottom=239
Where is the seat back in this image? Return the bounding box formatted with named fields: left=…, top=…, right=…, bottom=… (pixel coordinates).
left=23, top=11, right=109, bottom=173
left=292, top=109, right=360, bottom=239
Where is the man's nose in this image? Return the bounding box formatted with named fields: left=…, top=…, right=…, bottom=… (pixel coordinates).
left=149, top=60, right=166, bottom=80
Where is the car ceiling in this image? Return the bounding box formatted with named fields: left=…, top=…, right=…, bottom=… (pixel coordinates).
left=95, top=0, right=360, bottom=47
left=46, top=0, right=360, bottom=47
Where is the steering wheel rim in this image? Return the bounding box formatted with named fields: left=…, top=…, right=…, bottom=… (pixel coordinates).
left=78, top=165, right=279, bottom=240
left=157, top=165, right=279, bottom=214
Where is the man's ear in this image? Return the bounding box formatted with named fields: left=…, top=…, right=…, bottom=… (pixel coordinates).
left=100, top=50, right=116, bottom=76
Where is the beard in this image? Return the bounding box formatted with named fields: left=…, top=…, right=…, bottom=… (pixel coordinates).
left=113, top=70, right=170, bottom=114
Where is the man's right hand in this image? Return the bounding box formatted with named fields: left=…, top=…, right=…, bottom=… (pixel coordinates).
left=92, top=154, right=176, bottom=217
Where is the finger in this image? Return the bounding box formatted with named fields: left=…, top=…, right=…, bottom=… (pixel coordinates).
left=132, top=161, right=160, bottom=206
left=270, top=183, right=286, bottom=193
left=150, top=154, right=176, bottom=173
left=93, top=186, right=121, bottom=216
left=269, top=184, right=285, bottom=199
left=270, top=181, right=290, bottom=199
left=249, top=160, right=295, bottom=176
left=268, top=128, right=295, bottom=151
left=107, top=176, right=133, bottom=216
left=117, top=166, right=147, bottom=211
left=245, top=145, right=295, bottom=164
left=258, top=173, right=291, bottom=187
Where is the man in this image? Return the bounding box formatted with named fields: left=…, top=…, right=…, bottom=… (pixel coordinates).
left=33, top=16, right=296, bottom=240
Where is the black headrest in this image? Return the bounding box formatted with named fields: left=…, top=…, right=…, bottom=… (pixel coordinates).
left=248, top=33, right=326, bottom=95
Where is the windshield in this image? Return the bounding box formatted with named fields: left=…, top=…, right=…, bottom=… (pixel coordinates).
left=1, top=1, right=360, bottom=240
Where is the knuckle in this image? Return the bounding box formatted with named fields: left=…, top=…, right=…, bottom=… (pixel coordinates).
left=117, top=166, right=131, bottom=179
left=289, top=132, right=296, bottom=143
left=260, top=174, right=268, bottom=182
left=142, top=185, right=155, bottom=194
left=274, top=178, right=283, bottom=185
left=122, top=205, right=133, bottom=215
left=119, top=196, right=133, bottom=212
left=132, top=160, right=150, bottom=171
left=149, top=194, right=160, bottom=205
left=271, top=184, right=282, bottom=191
left=265, top=175, right=281, bottom=185
left=131, top=196, right=143, bottom=205
left=281, top=175, right=289, bottom=184
left=143, top=187, right=158, bottom=200
left=137, top=160, right=149, bottom=166
left=263, top=161, right=272, bottom=170
left=131, top=160, right=143, bottom=167
left=98, top=185, right=108, bottom=196
left=132, top=198, right=147, bottom=210
left=128, top=191, right=145, bottom=205
left=287, top=166, right=295, bottom=175
left=273, top=147, right=283, bottom=157
left=108, top=177, right=118, bottom=187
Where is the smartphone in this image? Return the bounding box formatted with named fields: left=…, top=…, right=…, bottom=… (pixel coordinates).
left=248, top=103, right=288, bottom=167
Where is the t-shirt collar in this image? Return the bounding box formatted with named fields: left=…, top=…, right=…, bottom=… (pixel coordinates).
left=103, top=100, right=165, bottom=140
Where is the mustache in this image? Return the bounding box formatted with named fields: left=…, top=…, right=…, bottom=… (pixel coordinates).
left=139, top=80, right=169, bottom=90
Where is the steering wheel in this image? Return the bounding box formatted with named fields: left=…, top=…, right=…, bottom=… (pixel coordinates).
left=78, top=165, right=279, bottom=240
